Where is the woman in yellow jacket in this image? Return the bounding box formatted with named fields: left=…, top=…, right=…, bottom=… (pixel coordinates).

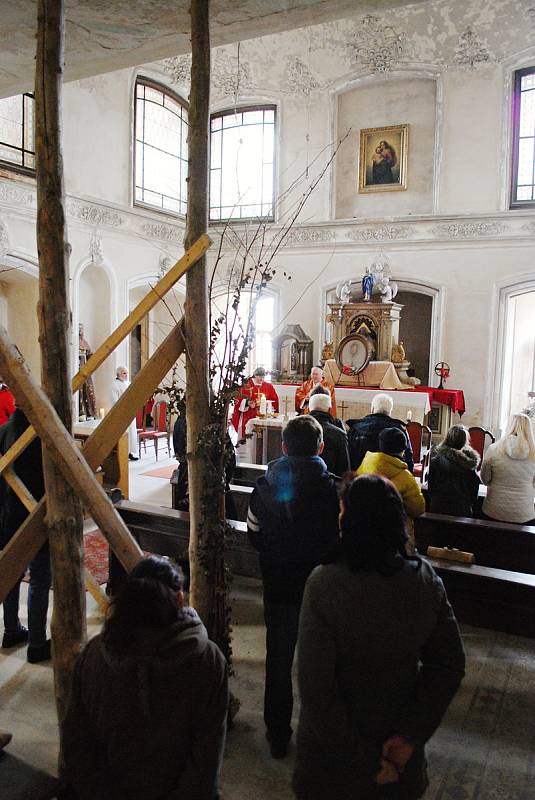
left=356, top=426, right=425, bottom=544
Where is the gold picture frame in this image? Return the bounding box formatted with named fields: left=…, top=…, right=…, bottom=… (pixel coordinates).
left=358, top=124, right=409, bottom=193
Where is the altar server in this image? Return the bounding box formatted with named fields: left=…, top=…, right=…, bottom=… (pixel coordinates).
left=110, top=366, right=139, bottom=460
left=231, top=366, right=279, bottom=442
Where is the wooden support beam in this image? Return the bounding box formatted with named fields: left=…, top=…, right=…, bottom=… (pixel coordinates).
left=0, top=326, right=143, bottom=572
left=3, top=467, right=37, bottom=513
left=0, top=426, right=36, bottom=476
left=72, top=235, right=210, bottom=392
left=84, top=569, right=109, bottom=614
left=0, top=321, right=186, bottom=600
left=83, top=322, right=186, bottom=468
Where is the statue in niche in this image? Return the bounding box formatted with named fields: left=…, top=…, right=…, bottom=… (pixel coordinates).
left=361, top=267, right=374, bottom=302
left=78, top=323, right=97, bottom=419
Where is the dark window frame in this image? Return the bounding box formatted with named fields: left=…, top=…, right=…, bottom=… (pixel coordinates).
left=0, top=92, right=36, bottom=177
left=133, top=77, right=189, bottom=217
left=511, top=66, right=535, bottom=208
left=209, top=104, right=277, bottom=224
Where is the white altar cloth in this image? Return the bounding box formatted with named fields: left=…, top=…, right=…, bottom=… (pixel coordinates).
left=273, top=384, right=430, bottom=424
left=323, top=359, right=404, bottom=389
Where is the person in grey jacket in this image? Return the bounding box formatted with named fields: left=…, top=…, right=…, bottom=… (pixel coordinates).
left=293, top=474, right=465, bottom=800
left=481, top=413, right=535, bottom=525
left=62, top=556, right=228, bottom=800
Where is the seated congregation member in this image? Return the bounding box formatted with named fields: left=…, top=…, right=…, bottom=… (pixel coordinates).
left=347, top=392, right=413, bottom=472
left=0, top=408, right=51, bottom=663
left=481, top=413, right=535, bottom=525
left=231, top=366, right=279, bottom=442
left=427, top=425, right=480, bottom=517
left=293, top=475, right=465, bottom=800
left=357, top=427, right=425, bottom=543
left=247, top=415, right=340, bottom=759
left=295, top=366, right=337, bottom=416
left=308, top=387, right=350, bottom=476
left=63, top=556, right=228, bottom=800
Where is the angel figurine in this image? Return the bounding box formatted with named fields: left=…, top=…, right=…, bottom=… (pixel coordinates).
left=336, top=280, right=352, bottom=304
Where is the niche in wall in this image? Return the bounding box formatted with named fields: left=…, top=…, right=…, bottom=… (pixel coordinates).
left=0, top=266, right=40, bottom=377
left=396, top=290, right=433, bottom=385
left=79, top=263, right=112, bottom=413
left=335, top=76, right=436, bottom=219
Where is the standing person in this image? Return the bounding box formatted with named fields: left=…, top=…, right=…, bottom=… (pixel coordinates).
left=427, top=425, right=481, bottom=517
left=357, top=427, right=425, bottom=544
left=247, top=415, right=340, bottom=758
left=481, top=413, right=535, bottom=524
left=110, top=366, right=139, bottom=460
left=231, top=367, right=279, bottom=442
left=0, top=408, right=51, bottom=663
left=308, top=388, right=350, bottom=476
left=293, top=475, right=465, bottom=800
left=347, top=393, right=413, bottom=471
left=0, top=379, right=15, bottom=425
left=295, top=366, right=337, bottom=416
left=63, top=556, right=228, bottom=800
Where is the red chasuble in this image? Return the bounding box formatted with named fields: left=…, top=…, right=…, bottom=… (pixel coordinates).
left=231, top=379, right=279, bottom=439
left=294, top=379, right=337, bottom=416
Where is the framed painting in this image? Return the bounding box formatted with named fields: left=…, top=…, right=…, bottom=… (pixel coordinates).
left=358, top=124, right=409, bottom=193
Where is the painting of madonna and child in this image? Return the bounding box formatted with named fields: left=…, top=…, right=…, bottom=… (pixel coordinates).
left=358, top=123, right=409, bottom=193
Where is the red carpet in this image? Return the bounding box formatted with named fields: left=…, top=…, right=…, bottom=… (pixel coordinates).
left=23, top=529, right=110, bottom=586
left=140, top=465, right=176, bottom=479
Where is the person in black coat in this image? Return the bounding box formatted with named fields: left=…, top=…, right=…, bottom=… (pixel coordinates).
left=308, top=387, right=350, bottom=477
left=427, top=425, right=480, bottom=517
left=0, top=408, right=51, bottom=662
left=247, top=415, right=340, bottom=758
left=347, top=392, right=413, bottom=472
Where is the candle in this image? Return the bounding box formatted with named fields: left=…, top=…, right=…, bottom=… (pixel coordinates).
left=259, top=393, right=267, bottom=416
left=406, top=409, right=412, bottom=422
left=99, top=407, right=105, bottom=419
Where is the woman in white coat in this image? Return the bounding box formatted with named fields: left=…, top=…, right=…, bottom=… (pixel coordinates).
left=110, top=366, right=139, bottom=460
left=481, top=413, right=535, bottom=525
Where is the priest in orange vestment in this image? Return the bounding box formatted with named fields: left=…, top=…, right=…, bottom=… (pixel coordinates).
left=295, top=366, right=337, bottom=416
left=231, top=367, right=279, bottom=441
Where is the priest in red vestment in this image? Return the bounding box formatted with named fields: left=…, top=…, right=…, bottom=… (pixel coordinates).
left=231, top=367, right=279, bottom=441
left=295, top=366, right=337, bottom=416
left=0, top=380, right=15, bottom=425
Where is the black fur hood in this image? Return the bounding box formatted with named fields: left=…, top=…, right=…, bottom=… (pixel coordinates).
left=432, top=444, right=479, bottom=470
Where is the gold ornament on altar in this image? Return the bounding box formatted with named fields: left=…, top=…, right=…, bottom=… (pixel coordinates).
left=321, top=341, right=334, bottom=363
left=391, top=341, right=405, bottom=364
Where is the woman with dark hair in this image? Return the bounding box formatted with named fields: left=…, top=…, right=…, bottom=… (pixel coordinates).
left=427, top=425, right=480, bottom=516
left=293, top=475, right=465, bottom=800
left=63, top=556, right=228, bottom=800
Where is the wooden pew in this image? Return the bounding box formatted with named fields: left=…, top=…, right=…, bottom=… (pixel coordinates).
left=415, top=513, right=535, bottom=574
left=232, top=462, right=267, bottom=487
left=415, top=512, right=535, bottom=637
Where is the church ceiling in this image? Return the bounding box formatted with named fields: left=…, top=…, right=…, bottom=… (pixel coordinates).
left=0, top=0, right=420, bottom=98
left=160, top=0, right=533, bottom=104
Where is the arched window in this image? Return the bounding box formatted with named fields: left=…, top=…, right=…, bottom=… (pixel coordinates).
left=134, top=78, right=188, bottom=215
left=209, top=105, right=276, bottom=222
left=0, top=93, right=35, bottom=174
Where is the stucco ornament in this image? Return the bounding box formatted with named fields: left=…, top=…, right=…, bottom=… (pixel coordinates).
left=88, top=229, right=103, bottom=263
left=142, top=222, right=182, bottom=244
left=351, top=15, right=404, bottom=73
left=283, top=57, right=321, bottom=96
left=212, top=51, right=254, bottom=99
left=0, top=219, right=9, bottom=257
left=453, top=28, right=493, bottom=70
left=347, top=225, right=414, bottom=242
left=164, top=55, right=191, bottom=87
left=432, top=222, right=505, bottom=238
left=158, top=253, right=173, bottom=278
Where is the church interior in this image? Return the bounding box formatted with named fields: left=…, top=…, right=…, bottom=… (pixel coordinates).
left=2, top=0, right=535, bottom=797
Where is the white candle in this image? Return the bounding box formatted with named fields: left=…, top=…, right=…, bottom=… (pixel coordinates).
left=406, top=409, right=412, bottom=422
left=259, top=393, right=267, bottom=416
left=99, top=407, right=105, bottom=419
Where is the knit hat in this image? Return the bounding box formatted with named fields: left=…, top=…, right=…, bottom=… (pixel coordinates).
left=309, top=392, right=331, bottom=413
left=379, top=427, right=407, bottom=456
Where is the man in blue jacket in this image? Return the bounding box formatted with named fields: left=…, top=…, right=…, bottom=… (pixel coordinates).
left=247, top=415, right=340, bottom=758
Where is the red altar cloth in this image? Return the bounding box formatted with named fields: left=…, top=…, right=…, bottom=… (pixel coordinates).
left=414, top=386, right=466, bottom=416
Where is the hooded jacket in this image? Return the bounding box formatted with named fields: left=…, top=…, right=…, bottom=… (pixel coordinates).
left=481, top=437, right=535, bottom=524
left=247, top=455, right=340, bottom=603
left=427, top=445, right=480, bottom=517
left=347, top=413, right=414, bottom=472
left=63, top=608, right=228, bottom=800
left=309, top=410, right=350, bottom=477
left=357, top=451, right=425, bottom=538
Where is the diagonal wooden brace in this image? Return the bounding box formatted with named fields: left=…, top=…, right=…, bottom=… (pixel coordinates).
left=0, top=321, right=186, bottom=602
